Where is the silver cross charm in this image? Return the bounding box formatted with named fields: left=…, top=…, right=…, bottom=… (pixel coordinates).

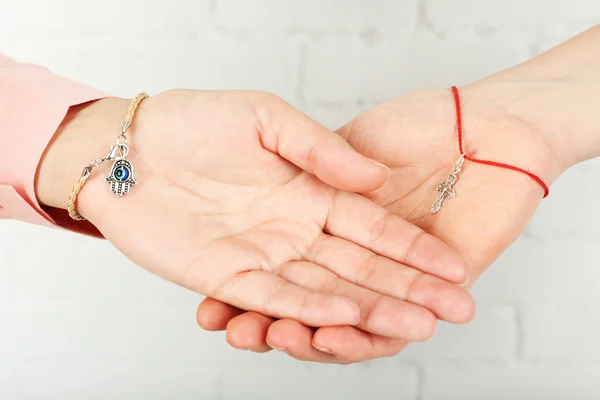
left=431, top=155, right=465, bottom=215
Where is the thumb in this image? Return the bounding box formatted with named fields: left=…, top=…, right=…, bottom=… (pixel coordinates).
left=253, top=93, right=389, bottom=193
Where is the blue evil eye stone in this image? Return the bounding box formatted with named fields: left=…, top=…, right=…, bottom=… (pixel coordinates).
left=114, top=166, right=130, bottom=181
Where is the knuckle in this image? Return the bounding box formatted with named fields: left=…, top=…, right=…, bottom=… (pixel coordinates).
left=361, top=297, right=380, bottom=328
left=306, top=143, right=318, bottom=172
left=295, top=292, right=312, bottom=322
left=369, top=214, right=390, bottom=247
left=355, top=253, right=379, bottom=287
left=263, top=277, right=288, bottom=313
left=319, top=272, right=340, bottom=294
left=403, top=230, right=427, bottom=262
left=404, top=271, right=425, bottom=302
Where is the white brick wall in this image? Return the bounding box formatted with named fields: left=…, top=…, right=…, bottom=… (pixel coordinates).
left=522, top=306, right=600, bottom=362
left=424, top=0, right=600, bottom=29
left=216, top=0, right=363, bottom=32
left=1, top=1, right=599, bottom=399
left=422, top=364, right=600, bottom=400
left=0, top=1, right=213, bottom=34
left=223, top=366, right=418, bottom=399
left=401, top=306, right=518, bottom=362
left=20, top=363, right=221, bottom=400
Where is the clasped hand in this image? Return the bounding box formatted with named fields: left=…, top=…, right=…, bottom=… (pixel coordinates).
left=59, top=89, right=493, bottom=364
left=39, top=28, right=587, bottom=366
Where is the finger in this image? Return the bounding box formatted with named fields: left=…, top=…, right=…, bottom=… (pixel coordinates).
left=265, top=319, right=343, bottom=364
left=278, top=261, right=437, bottom=341
left=225, top=311, right=275, bottom=353
left=265, top=319, right=408, bottom=363
left=198, top=304, right=343, bottom=362
left=219, top=310, right=410, bottom=363
left=196, top=297, right=245, bottom=331
left=312, top=325, right=409, bottom=363
left=305, top=235, right=476, bottom=323
left=212, top=268, right=360, bottom=327
left=325, top=191, right=470, bottom=284
left=254, top=94, right=388, bottom=193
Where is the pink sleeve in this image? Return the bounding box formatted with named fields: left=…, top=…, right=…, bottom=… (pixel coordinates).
left=0, top=53, right=110, bottom=236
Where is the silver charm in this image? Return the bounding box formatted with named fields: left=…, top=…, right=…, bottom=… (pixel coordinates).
left=105, top=143, right=136, bottom=197
left=431, top=155, right=465, bottom=215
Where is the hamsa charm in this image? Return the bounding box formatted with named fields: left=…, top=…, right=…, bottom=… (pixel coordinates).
left=106, top=158, right=136, bottom=197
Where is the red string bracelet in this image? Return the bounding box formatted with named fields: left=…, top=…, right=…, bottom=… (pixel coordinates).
left=430, top=86, right=549, bottom=215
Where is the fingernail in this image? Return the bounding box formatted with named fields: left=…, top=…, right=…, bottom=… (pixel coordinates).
left=459, top=274, right=471, bottom=288
left=369, top=158, right=390, bottom=172
left=312, top=340, right=335, bottom=355
left=266, top=338, right=286, bottom=352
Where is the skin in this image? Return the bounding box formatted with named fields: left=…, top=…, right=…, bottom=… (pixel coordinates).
left=195, top=25, right=600, bottom=363
left=36, top=90, right=475, bottom=344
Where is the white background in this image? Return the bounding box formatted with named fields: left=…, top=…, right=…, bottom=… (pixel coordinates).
left=1, top=1, right=600, bottom=399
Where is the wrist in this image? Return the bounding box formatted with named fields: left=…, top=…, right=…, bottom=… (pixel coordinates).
left=465, top=26, right=600, bottom=179
left=36, top=97, right=130, bottom=210
left=458, top=80, right=563, bottom=190
left=464, top=77, right=594, bottom=180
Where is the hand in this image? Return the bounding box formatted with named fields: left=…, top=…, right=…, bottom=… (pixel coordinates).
left=195, top=81, right=562, bottom=363
left=37, top=89, right=472, bottom=333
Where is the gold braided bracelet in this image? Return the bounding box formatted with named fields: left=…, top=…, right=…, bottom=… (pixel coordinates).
left=67, top=93, right=149, bottom=221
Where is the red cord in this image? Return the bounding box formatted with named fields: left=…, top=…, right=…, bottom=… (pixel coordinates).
left=450, top=86, right=549, bottom=198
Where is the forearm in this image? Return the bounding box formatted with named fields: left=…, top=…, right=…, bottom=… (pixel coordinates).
left=468, top=25, right=600, bottom=175
left=0, top=53, right=110, bottom=235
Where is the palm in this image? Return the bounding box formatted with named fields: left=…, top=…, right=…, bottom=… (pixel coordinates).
left=104, top=90, right=333, bottom=285
left=197, top=87, right=555, bottom=363
left=77, top=89, right=472, bottom=331
left=339, top=88, right=551, bottom=278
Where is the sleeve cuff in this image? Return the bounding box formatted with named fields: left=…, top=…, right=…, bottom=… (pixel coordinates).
left=0, top=55, right=109, bottom=236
